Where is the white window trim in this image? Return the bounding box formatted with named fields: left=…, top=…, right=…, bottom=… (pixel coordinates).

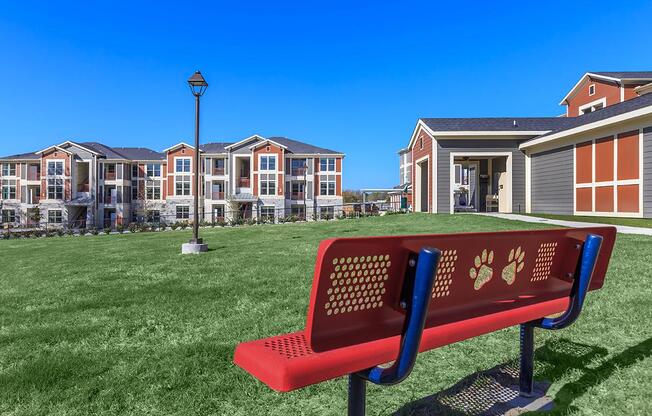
left=258, top=154, right=277, bottom=173
left=174, top=157, right=192, bottom=173
left=1, top=162, right=18, bottom=177
left=572, top=132, right=643, bottom=217
left=578, top=97, right=607, bottom=116
left=1, top=178, right=18, bottom=201
left=319, top=174, right=336, bottom=197
left=176, top=204, right=191, bottom=219
left=174, top=175, right=191, bottom=197
left=588, top=84, right=596, bottom=96
left=146, top=163, right=162, bottom=178
left=46, top=159, right=66, bottom=177
left=319, top=157, right=336, bottom=173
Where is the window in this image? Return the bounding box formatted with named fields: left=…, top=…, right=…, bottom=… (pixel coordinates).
left=260, top=173, right=276, bottom=196
left=176, top=205, right=190, bottom=219
left=175, top=175, right=191, bottom=196
left=132, top=164, right=139, bottom=178
left=419, top=137, right=424, bottom=150
left=291, top=158, right=307, bottom=175
left=146, top=210, right=160, bottom=223
left=47, top=178, right=64, bottom=199
left=2, top=163, right=16, bottom=176
left=105, top=163, right=116, bottom=179
left=320, top=206, right=335, bottom=219
left=212, top=205, right=225, bottom=221
left=146, top=164, right=161, bottom=177
left=176, top=158, right=191, bottom=173
left=1, top=209, right=16, bottom=224
left=213, top=158, right=225, bottom=175
left=260, top=155, right=276, bottom=171
left=589, top=84, right=595, bottom=96
left=320, top=158, right=335, bottom=172
left=48, top=210, right=63, bottom=224
left=291, top=205, right=305, bottom=219
left=1, top=179, right=16, bottom=199
left=131, top=180, right=139, bottom=200
left=146, top=180, right=161, bottom=200
left=579, top=98, right=606, bottom=115
left=260, top=206, right=275, bottom=222
left=454, top=164, right=462, bottom=186
left=320, top=175, right=336, bottom=196
left=47, top=161, right=63, bottom=176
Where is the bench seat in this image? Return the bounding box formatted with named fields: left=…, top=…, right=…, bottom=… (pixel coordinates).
left=234, top=297, right=569, bottom=392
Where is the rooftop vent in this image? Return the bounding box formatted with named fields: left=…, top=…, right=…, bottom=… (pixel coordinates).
left=513, top=120, right=518, bottom=127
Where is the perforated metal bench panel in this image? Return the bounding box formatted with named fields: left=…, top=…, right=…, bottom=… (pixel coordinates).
left=234, top=298, right=570, bottom=392
left=305, top=227, right=616, bottom=352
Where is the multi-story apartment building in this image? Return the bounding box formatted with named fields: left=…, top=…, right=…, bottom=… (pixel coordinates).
left=0, top=135, right=344, bottom=227
left=398, top=71, right=652, bottom=218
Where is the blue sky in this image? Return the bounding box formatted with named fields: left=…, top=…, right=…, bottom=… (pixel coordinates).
left=1, top=1, right=651, bottom=188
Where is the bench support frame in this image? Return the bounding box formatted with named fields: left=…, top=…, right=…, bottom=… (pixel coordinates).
left=518, top=233, right=603, bottom=397
left=348, top=247, right=441, bottom=416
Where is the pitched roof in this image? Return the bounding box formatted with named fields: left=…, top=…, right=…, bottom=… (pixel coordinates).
left=202, top=136, right=344, bottom=155
left=420, top=117, right=574, bottom=132
left=111, top=147, right=165, bottom=160
left=0, top=151, right=39, bottom=160
left=590, top=71, right=652, bottom=80
left=532, top=91, right=652, bottom=140
left=79, top=142, right=127, bottom=159
left=267, top=136, right=343, bottom=154
left=200, top=142, right=230, bottom=153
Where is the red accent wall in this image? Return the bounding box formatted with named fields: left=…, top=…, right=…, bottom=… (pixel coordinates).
left=617, top=131, right=639, bottom=180
left=410, top=129, right=433, bottom=212
left=575, top=141, right=592, bottom=184
left=166, top=145, right=196, bottom=196
left=594, top=137, right=614, bottom=182
left=567, top=78, right=620, bottom=117
left=40, top=150, right=72, bottom=200
left=253, top=143, right=284, bottom=197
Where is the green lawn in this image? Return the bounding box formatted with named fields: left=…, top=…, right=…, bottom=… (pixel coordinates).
left=528, top=213, right=652, bottom=229
left=0, top=214, right=650, bottom=416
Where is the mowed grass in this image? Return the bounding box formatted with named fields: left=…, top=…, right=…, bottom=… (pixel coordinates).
left=0, top=214, right=650, bottom=416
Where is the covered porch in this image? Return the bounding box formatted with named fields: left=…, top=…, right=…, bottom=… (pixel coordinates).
left=450, top=152, right=512, bottom=213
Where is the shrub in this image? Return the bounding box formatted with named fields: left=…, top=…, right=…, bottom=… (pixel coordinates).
left=229, top=218, right=244, bottom=227
left=217, top=220, right=227, bottom=227
left=179, top=222, right=189, bottom=230
left=170, top=222, right=179, bottom=230
left=65, top=229, right=74, bottom=236
left=89, top=228, right=99, bottom=236
left=57, top=229, right=66, bottom=237
left=128, top=223, right=138, bottom=233
left=116, top=224, right=125, bottom=233
left=103, top=228, right=112, bottom=235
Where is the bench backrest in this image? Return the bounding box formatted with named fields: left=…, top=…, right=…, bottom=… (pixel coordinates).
left=305, top=227, right=616, bottom=352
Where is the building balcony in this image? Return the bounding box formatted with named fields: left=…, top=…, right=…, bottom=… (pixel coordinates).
left=26, top=172, right=40, bottom=181
left=238, top=177, right=250, bottom=187
left=77, top=183, right=90, bottom=192
left=211, top=191, right=225, bottom=200
left=105, top=172, right=117, bottom=180
left=212, top=167, right=225, bottom=176
left=291, top=168, right=306, bottom=176
left=290, top=192, right=305, bottom=201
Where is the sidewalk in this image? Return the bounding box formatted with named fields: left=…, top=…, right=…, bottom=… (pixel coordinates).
left=478, top=213, right=652, bottom=236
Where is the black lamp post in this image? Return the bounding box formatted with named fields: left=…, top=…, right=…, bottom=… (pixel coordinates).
left=183, top=71, right=209, bottom=253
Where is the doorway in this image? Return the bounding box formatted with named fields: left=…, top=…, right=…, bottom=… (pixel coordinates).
left=415, top=158, right=429, bottom=213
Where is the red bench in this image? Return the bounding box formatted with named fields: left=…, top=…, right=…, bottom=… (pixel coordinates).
left=234, top=227, right=616, bottom=415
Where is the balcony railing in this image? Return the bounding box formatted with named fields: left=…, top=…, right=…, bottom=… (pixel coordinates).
left=26, top=195, right=41, bottom=204
left=238, top=177, right=250, bottom=187
left=211, top=191, right=225, bottom=200
left=77, top=183, right=90, bottom=192
left=27, top=170, right=40, bottom=181
left=291, top=168, right=306, bottom=176
left=104, top=196, right=117, bottom=204
left=105, top=172, right=116, bottom=180
left=212, top=167, right=225, bottom=176
left=291, top=192, right=305, bottom=201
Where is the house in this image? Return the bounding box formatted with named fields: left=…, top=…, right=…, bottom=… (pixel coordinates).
left=400, top=71, right=652, bottom=218
left=0, top=135, right=344, bottom=227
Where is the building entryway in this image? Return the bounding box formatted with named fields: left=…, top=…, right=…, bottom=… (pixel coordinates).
left=451, top=154, right=511, bottom=214
left=414, top=158, right=429, bottom=213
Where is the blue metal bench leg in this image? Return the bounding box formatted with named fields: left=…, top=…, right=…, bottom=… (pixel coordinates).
left=348, top=373, right=366, bottom=416
left=519, top=324, right=535, bottom=397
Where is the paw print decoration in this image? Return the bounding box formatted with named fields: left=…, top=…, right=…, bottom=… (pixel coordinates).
left=501, top=246, right=525, bottom=285
left=469, top=249, right=494, bottom=290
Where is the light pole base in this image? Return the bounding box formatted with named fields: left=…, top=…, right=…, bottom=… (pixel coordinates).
left=182, top=242, right=208, bottom=254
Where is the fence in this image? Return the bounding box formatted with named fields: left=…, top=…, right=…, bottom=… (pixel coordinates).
left=1, top=201, right=407, bottom=234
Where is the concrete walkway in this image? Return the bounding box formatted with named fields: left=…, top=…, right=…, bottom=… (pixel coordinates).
left=477, top=213, right=652, bottom=236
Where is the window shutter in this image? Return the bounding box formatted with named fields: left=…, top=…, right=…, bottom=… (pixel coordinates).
left=307, top=159, right=313, bottom=175
left=21, top=185, right=27, bottom=203
left=307, top=182, right=313, bottom=200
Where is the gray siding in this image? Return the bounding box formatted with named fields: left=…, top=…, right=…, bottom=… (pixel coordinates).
left=436, top=139, right=526, bottom=213
left=644, top=127, right=652, bottom=218
left=531, top=145, right=574, bottom=215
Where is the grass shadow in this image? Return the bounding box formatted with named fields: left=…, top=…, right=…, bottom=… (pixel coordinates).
left=394, top=337, right=651, bottom=415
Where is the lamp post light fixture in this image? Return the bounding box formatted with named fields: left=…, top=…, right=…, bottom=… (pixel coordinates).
left=182, top=70, right=209, bottom=255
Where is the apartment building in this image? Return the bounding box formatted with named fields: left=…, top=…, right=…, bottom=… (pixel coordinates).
left=0, top=135, right=344, bottom=227
left=398, top=71, right=652, bottom=218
